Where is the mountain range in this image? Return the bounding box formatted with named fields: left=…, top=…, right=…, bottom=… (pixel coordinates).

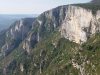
left=0, top=0, right=100, bottom=75
left=0, top=14, right=37, bottom=31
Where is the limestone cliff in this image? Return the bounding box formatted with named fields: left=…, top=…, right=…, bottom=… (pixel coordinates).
left=60, top=5, right=100, bottom=43
left=1, top=18, right=35, bottom=56
left=23, top=5, right=100, bottom=45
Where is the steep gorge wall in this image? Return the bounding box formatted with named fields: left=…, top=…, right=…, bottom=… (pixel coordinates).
left=60, top=5, right=100, bottom=43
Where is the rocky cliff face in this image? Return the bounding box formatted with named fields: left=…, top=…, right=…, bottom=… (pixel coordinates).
left=23, top=5, right=100, bottom=45
left=1, top=4, right=100, bottom=56
left=0, top=18, right=35, bottom=56
left=60, top=5, right=100, bottom=43
left=19, top=5, right=100, bottom=55
left=22, top=6, right=67, bottom=53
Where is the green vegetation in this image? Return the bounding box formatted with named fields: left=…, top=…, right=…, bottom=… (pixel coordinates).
left=0, top=30, right=100, bottom=75
left=74, top=3, right=100, bottom=14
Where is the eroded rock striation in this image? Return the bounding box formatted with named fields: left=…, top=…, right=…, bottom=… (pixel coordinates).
left=60, top=5, right=100, bottom=43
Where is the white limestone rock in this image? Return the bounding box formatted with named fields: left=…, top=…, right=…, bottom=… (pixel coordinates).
left=60, top=5, right=100, bottom=44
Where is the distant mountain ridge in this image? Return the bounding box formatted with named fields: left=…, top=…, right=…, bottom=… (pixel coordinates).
left=0, top=14, right=38, bottom=31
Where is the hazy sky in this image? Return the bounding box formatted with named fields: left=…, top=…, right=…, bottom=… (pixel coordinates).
left=0, top=0, right=91, bottom=14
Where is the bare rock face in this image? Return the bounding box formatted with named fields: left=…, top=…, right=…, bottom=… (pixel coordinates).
left=20, top=63, right=24, bottom=72
left=60, top=5, right=100, bottom=43
left=24, top=5, right=100, bottom=45
left=22, top=6, right=68, bottom=53
left=1, top=18, right=35, bottom=56
left=22, top=32, right=38, bottom=54
left=7, top=18, right=35, bottom=40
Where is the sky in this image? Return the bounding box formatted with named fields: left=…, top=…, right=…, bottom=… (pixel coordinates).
left=0, top=0, right=91, bottom=14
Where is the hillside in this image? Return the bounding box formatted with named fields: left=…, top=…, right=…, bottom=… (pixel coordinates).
left=0, top=14, right=37, bottom=31
left=1, top=30, right=100, bottom=75
left=0, top=2, right=100, bottom=75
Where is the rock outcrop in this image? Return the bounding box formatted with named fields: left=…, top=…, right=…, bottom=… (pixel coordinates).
left=23, top=5, right=100, bottom=44
left=60, top=5, right=100, bottom=43
left=1, top=18, right=35, bottom=56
